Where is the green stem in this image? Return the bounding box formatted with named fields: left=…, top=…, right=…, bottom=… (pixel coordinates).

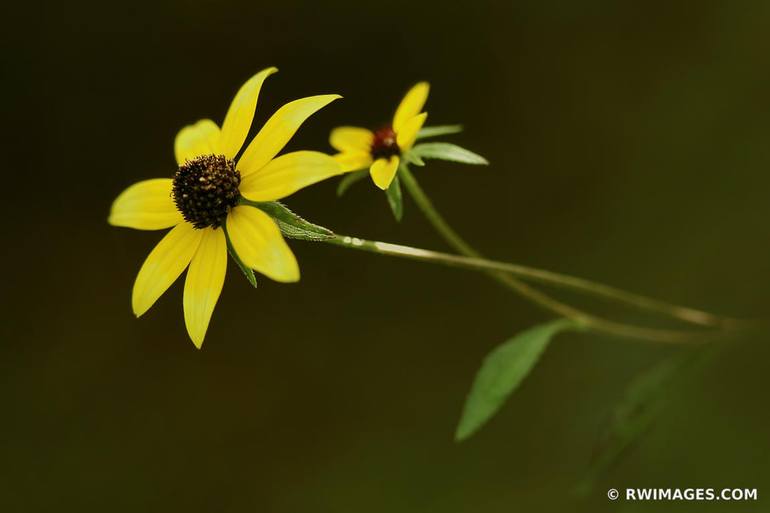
left=395, top=165, right=744, bottom=340
left=327, top=235, right=722, bottom=343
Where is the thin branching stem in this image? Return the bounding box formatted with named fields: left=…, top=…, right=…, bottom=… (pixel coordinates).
left=326, top=234, right=728, bottom=343
left=388, top=165, right=746, bottom=341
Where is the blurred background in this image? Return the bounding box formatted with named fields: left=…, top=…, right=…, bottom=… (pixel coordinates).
left=3, top=0, right=770, bottom=511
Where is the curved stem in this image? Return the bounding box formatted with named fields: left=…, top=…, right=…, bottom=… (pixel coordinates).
left=327, top=235, right=723, bottom=343
left=397, top=165, right=743, bottom=331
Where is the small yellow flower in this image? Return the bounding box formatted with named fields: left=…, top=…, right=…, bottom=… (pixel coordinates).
left=109, top=67, right=342, bottom=348
left=329, top=82, right=429, bottom=190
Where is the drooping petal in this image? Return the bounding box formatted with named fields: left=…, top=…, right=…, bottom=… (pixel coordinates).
left=174, top=119, right=221, bottom=165
left=109, top=179, right=182, bottom=230
left=226, top=206, right=299, bottom=283
left=132, top=222, right=203, bottom=317
left=329, top=126, right=374, bottom=153
left=218, top=67, right=278, bottom=159
left=183, top=227, right=227, bottom=348
left=370, top=156, right=400, bottom=190
left=393, top=82, right=430, bottom=133
left=334, top=151, right=373, bottom=172
left=237, top=94, right=341, bottom=177
left=396, top=112, right=428, bottom=152
left=239, top=151, right=344, bottom=201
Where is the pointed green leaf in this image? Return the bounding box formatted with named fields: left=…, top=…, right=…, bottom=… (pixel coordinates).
left=386, top=175, right=403, bottom=222
left=411, top=142, right=489, bottom=165
left=417, top=124, right=464, bottom=139
left=575, top=346, right=718, bottom=495
left=240, top=199, right=335, bottom=241
left=337, top=169, right=369, bottom=197
left=402, top=151, right=425, bottom=167
left=456, top=319, right=577, bottom=441
left=222, top=223, right=257, bottom=288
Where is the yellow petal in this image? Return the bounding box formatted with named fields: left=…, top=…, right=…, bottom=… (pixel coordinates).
left=218, top=67, right=278, bottom=159
left=132, top=222, right=203, bottom=317
left=329, top=126, right=373, bottom=152
left=109, top=179, right=182, bottom=230
left=226, top=206, right=299, bottom=283
left=183, top=227, right=227, bottom=349
left=334, top=151, right=373, bottom=172
left=174, top=119, right=221, bottom=165
left=396, top=112, right=428, bottom=152
left=393, top=82, right=430, bottom=133
left=237, top=94, right=341, bottom=176
left=239, top=151, right=344, bottom=201
left=370, top=156, right=400, bottom=190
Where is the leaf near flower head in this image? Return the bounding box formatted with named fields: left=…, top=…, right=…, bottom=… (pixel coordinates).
left=336, top=169, right=369, bottom=197
left=411, top=142, right=489, bottom=166
left=223, top=223, right=257, bottom=288
left=417, top=124, right=464, bottom=140
left=242, top=200, right=335, bottom=241
left=386, top=175, right=404, bottom=222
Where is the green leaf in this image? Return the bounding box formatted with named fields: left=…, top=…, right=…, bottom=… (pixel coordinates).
left=417, top=124, right=464, bottom=139
left=222, top=223, right=257, bottom=288
left=337, top=169, right=369, bottom=197
left=575, top=347, right=717, bottom=495
left=386, top=175, right=403, bottom=222
left=402, top=151, right=425, bottom=167
left=455, top=319, right=577, bottom=441
left=411, top=142, right=489, bottom=165
left=241, top=199, right=335, bottom=241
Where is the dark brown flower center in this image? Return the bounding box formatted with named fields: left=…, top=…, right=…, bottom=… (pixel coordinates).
left=370, top=126, right=400, bottom=160
left=172, top=154, right=241, bottom=229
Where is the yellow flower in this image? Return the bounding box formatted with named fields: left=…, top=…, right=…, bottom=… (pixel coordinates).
left=109, top=67, right=343, bottom=348
left=329, top=82, right=429, bottom=190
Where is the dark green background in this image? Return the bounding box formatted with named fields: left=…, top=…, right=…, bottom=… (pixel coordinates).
left=4, top=1, right=770, bottom=511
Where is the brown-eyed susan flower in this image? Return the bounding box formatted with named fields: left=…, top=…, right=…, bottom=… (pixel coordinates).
left=109, top=67, right=343, bottom=348
left=329, top=82, right=429, bottom=190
